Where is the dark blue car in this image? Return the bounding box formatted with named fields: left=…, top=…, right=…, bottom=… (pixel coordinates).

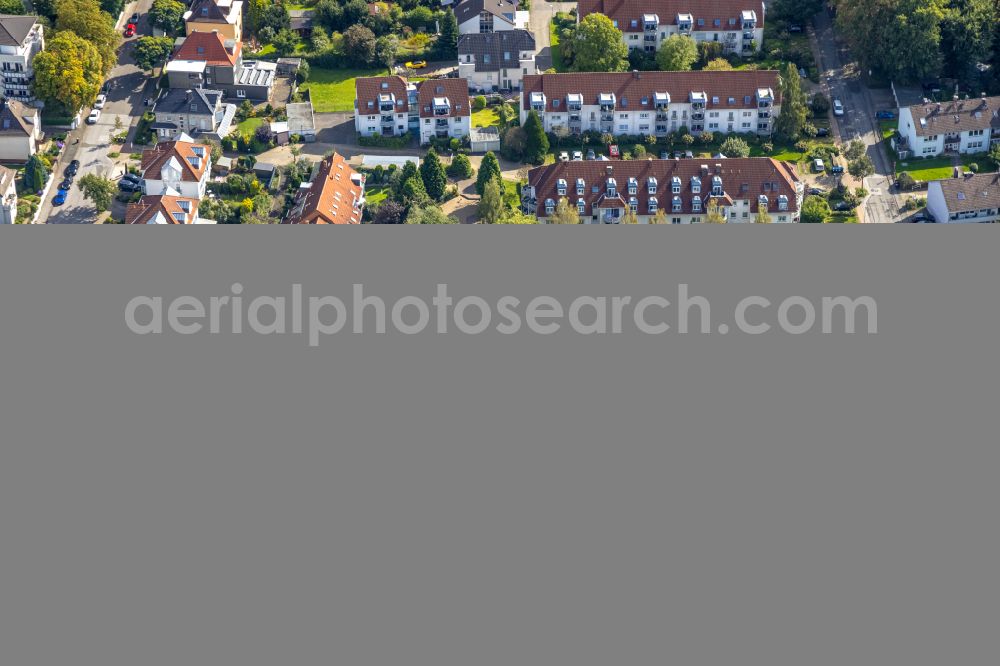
left=875, top=110, right=896, bottom=119
left=53, top=189, right=68, bottom=206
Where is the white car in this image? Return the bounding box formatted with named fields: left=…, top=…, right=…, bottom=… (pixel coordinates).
left=94, top=94, right=107, bottom=109
left=833, top=99, right=844, bottom=116
left=86, top=109, right=101, bottom=124
left=559, top=151, right=569, bottom=162
left=572, top=151, right=583, bottom=161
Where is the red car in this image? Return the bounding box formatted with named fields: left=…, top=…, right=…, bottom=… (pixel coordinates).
left=124, top=23, right=135, bottom=37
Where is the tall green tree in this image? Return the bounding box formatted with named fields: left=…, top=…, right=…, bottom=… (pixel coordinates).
left=148, top=0, right=185, bottom=35
left=32, top=32, right=104, bottom=111
left=774, top=63, right=808, bottom=141
left=836, top=0, right=946, bottom=83
left=78, top=174, right=117, bottom=213
left=939, top=0, right=997, bottom=80
left=54, top=0, right=120, bottom=75
left=771, top=0, right=823, bottom=23
left=437, top=9, right=459, bottom=59
left=522, top=111, right=549, bottom=165
left=572, top=14, right=628, bottom=73
left=476, top=151, right=502, bottom=195
left=704, top=199, right=727, bottom=223
left=549, top=198, right=580, bottom=224
left=23, top=155, right=49, bottom=192
left=0, top=0, right=26, bottom=13
left=754, top=203, right=772, bottom=224
left=800, top=195, right=832, bottom=223
left=719, top=136, right=751, bottom=158
left=405, top=205, right=458, bottom=224
left=376, top=35, right=399, bottom=70
left=478, top=178, right=505, bottom=224
left=420, top=149, right=447, bottom=201
left=656, top=35, right=698, bottom=71
left=343, top=25, right=377, bottom=66
left=133, top=36, right=175, bottom=72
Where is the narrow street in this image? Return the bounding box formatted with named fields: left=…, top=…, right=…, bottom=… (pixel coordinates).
left=530, top=2, right=574, bottom=71
left=811, top=9, right=900, bottom=223
left=40, top=0, right=155, bottom=223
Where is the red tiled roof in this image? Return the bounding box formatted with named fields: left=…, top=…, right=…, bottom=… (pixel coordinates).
left=417, top=78, right=471, bottom=118
left=141, top=140, right=210, bottom=183
left=125, top=195, right=200, bottom=224
left=355, top=75, right=411, bottom=114
left=283, top=153, right=365, bottom=224
left=527, top=158, right=799, bottom=218
left=172, top=30, right=239, bottom=66
left=521, top=70, right=780, bottom=111
left=577, top=0, right=765, bottom=31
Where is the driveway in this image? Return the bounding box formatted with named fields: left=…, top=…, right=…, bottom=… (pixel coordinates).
left=531, top=2, right=575, bottom=71
left=40, top=0, right=155, bottom=223
left=810, top=9, right=900, bottom=223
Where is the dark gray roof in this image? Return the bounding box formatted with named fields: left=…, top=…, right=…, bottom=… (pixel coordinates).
left=458, top=30, right=535, bottom=72
left=187, top=0, right=228, bottom=22
left=0, top=98, right=35, bottom=136
left=932, top=172, right=1000, bottom=213
left=290, top=16, right=312, bottom=30
left=154, top=88, right=223, bottom=117
left=453, top=0, right=519, bottom=26
left=0, top=15, right=38, bottom=47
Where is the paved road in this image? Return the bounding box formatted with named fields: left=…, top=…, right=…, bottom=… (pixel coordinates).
left=811, top=10, right=899, bottom=223
left=531, top=2, right=575, bottom=71
left=41, top=0, right=154, bottom=224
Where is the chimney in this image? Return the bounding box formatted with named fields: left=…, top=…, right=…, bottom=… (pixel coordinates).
left=633, top=70, right=640, bottom=79
left=186, top=89, right=192, bottom=100
left=700, top=164, right=709, bottom=177
left=714, top=163, right=722, bottom=174
left=953, top=166, right=962, bottom=178
left=606, top=164, right=613, bottom=176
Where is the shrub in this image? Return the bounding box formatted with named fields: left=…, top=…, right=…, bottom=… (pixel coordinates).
left=699, top=131, right=714, bottom=145
left=447, top=153, right=473, bottom=179
left=968, top=163, right=979, bottom=173
left=472, top=95, right=487, bottom=111
left=358, top=134, right=411, bottom=149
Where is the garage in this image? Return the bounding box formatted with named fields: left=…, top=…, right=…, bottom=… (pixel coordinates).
left=469, top=127, right=501, bottom=154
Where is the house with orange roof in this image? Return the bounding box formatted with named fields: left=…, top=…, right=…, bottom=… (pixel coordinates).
left=283, top=153, right=366, bottom=224
left=140, top=133, right=213, bottom=199
left=184, top=0, right=243, bottom=42
left=165, top=30, right=275, bottom=101
left=125, top=194, right=215, bottom=224
left=355, top=76, right=471, bottom=145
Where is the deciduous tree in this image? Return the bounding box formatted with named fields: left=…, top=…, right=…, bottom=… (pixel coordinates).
left=54, top=0, right=120, bottom=75
left=78, top=174, right=117, bottom=213
left=405, top=205, right=458, bottom=224
left=549, top=198, right=580, bottom=224
left=572, top=14, right=628, bottom=73
left=719, top=136, right=751, bottom=158
left=656, top=35, right=698, bottom=71
left=774, top=62, right=809, bottom=141
left=133, top=36, right=175, bottom=72
left=32, top=32, right=104, bottom=111
left=800, top=195, right=832, bottom=223
left=148, top=0, right=185, bottom=35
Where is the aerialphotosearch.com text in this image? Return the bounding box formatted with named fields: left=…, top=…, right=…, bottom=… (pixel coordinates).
left=125, top=283, right=878, bottom=346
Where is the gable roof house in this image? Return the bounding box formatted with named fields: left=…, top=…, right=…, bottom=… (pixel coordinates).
left=896, top=94, right=1000, bottom=159
left=126, top=194, right=214, bottom=224
left=283, top=153, right=365, bottom=224
left=152, top=88, right=236, bottom=140
left=184, top=0, right=243, bottom=42
left=0, top=15, right=44, bottom=105
left=416, top=78, right=471, bottom=145
left=927, top=171, right=1000, bottom=223
left=576, top=0, right=765, bottom=54
left=454, top=0, right=528, bottom=35
left=355, top=76, right=472, bottom=145
left=458, top=29, right=536, bottom=93
left=165, top=30, right=275, bottom=101
left=140, top=134, right=212, bottom=199
left=524, top=157, right=802, bottom=223
left=0, top=97, right=40, bottom=162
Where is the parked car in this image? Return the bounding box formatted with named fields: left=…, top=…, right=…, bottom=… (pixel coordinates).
left=815, top=127, right=830, bottom=137
left=59, top=178, right=73, bottom=190
left=559, top=151, right=569, bottom=162
left=124, top=23, right=135, bottom=38
left=832, top=200, right=853, bottom=211
left=812, top=159, right=825, bottom=172
left=911, top=212, right=931, bottom=222
left=808, top=187, right=826, bottom=195
left=118, top=179, right=141, bottom=193
left=875, top=110, right=895, bottom=119
left=122, top=173, right=141, bottom=184
left=572, top=151, right=583, bottom=161
left=94, top=94, right=107, bottom=109
left=673, top=151, right=683, bottom=159
left=405, top=60, right=427, bottom=69
left=684, top=150, right=694, bottom=159
left=833, top=99, right=845, bottom=116
left=608, top=144, right=619, bottom=158
left=830, top=165, right=845, bottom=175
left=65, top=160, right=80, bottom=177
left=53, top=189, right=68, bottom=206
left=86, top=109, right=101, bottom=124
left=788, top=25, right=803, bottom=33
left=660, top=151, right=669, bottom=159
left=101, top=82, right=111, bottom=95
left=130, top=12, right=139, bottom=23
left=585, top=149, right=596, bottom=160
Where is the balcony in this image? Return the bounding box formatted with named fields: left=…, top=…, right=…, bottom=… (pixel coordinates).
left=435, top=119, right=449, bottom=128
left=691, top=111, right=704, bottom=121
left=381, top=115, right=395, bottom=125
left=655, top=111, right=668, bottom=121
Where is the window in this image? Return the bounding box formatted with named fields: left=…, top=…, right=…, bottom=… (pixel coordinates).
left=578, top=199, right=586, bottom=214
left=647, top=178, right=657, bottom=194
left=545, top=199, right=555, bottom=214
left=557, top=179, right=567, bottom=195
left=236, top=89, right=246, bottom=98
left=552, top=99, right=559, bottom=108
left=577, top=179, right=585, bottom=195
left=692, top=197, right=701, bottom=212
left=484, top=54, right=491, bottom=64
left=504, top=52, right=511, bottom=61
left=648, top=197, right=658, bottom=213
left=671, top=177, right=681, bottom=194
left=672, top=196, right=682, bottom=212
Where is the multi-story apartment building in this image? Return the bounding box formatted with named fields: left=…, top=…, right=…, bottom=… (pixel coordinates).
left=0, top=15, right=44, bottom=105
left=523, top=158, right=802, bottom=224
left=0, top=98, right=40, bottom=162
left=165, top=30, right=275, bottom=101
left=926, top=171, right=1000, bottom=223
left=576, top=0, right=765, bottom=55
left=458, top=30, right=536, bottom=93
left=520, top=70, right=780, bottom=137
left=140, top=134, right=212, bottom=199
left=355, top=76, right=471, bottom=145
left=453, top=0, right=528, bottom=35
left=895, top=95, right=1000, bottom=159
left=283, top=153, right=366, bottom=224
left=184, top=0, right=243, bottom=42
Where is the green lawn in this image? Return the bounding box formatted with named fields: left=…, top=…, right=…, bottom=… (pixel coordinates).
left=550, top=21, right=568, bottom=72
left=878, top=120, right=896, bottom=141
left=301, top=67, right=387, bottom=113
left=256, top=44, right=276, bottom=57
left=472, top=107, right=500, bottom=128
left=501, top=179, right=520, bottom=209
left=366, top=186, right=389, bottom=207
left=237, top=116, right=265, bottom=135
left=895, top=155, right=983, bottom=182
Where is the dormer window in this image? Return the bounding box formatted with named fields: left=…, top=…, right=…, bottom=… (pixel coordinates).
left=741, top=10, right=757, bottom=29
left=381, top=82, right=389, bottom=89
left=758, top=195, right=769, bottom=209
left=598, top=93, right=615, bottom=110
left=647, top=177, right=657, bottom=194
left=648, top=197, right=658, bottom=213
left=566, top=93, right=583, bottom=111
left=691, top=177, right=701, bottom=193
left=672, top=196, right=682, bottom=212
left=712, top=176, right=723, bottom=196
left=653, top=92, right=670, bottom=109
left=643, top=14, right=659, bottom=30
left=677, top=13, right=692, bottom=31
left=671, top=176, right=681, bottom=194
left=627, top=177, right=637, bottom=195
left=689, top=91, right=707, bottom=107
left=576, top=178, right=585, bottom=195
left=692, top=197, right=702, bottom=212
left=545, top=198, right=555, bottom=214
left=530, top=92, right=546, bottom=111
left=777, top=195, right=788, bottom=211
left=577, top=198, right=586, bottom=214
left=756, top=88, right=774, bottom=108
left=629, top=196, right=638, bottom=212
left=556, top=179, right=567, bottom=195
left=606, top=177, right=617, bottom=197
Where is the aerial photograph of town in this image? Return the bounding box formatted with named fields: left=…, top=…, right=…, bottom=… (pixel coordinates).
left=0, top=0, right=996, bottom=224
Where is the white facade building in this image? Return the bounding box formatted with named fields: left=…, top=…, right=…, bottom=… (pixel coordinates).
left=895, top=95, right=1000, bottom=159
left=520, top=70, right=780, bottom=137
left=453, top=0, right=528, bottom=35
left=458, top=30, right=536, bottom=92
left=0, top=16, right=44, bottom=105
left=926, top=171, right=1000, bottom=223
left=356, top=76, right=471, bottom=145
left=140, top=134, right=212, bottom=199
